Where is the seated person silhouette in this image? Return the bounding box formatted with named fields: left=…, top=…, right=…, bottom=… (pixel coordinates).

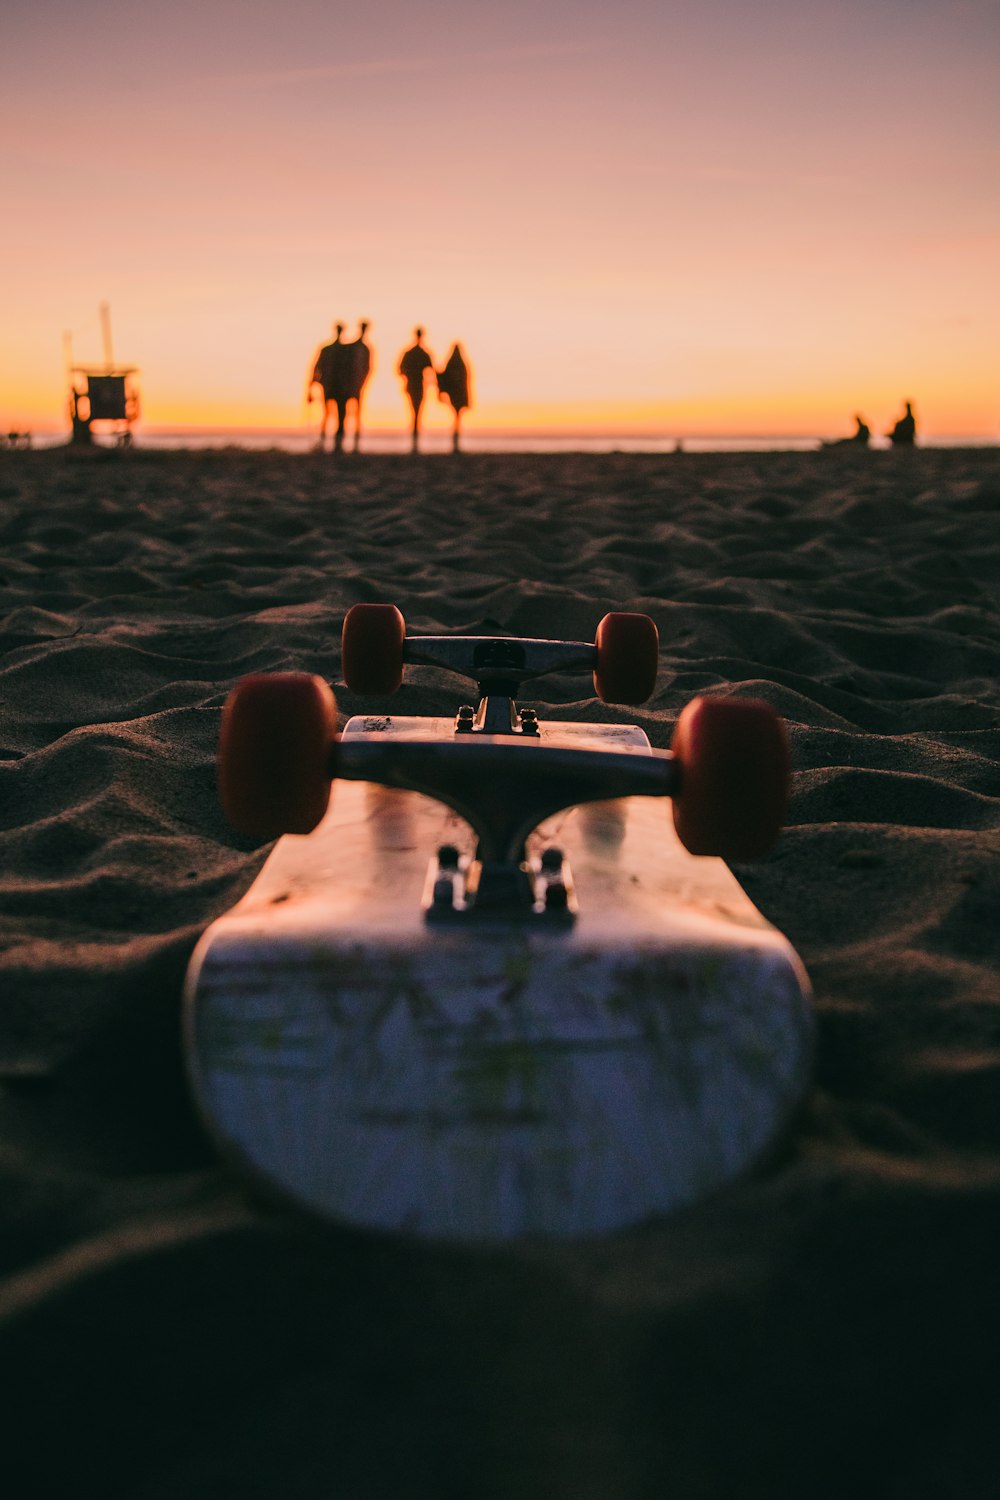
left=398, top=328, right=434, bottom=452
left=823, top=414, right=870, bottom=449
left=887, top=401, right=916, bottom=447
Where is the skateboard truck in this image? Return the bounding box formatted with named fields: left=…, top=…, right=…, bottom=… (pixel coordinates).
left=218, top=607, right=789, bottom=919
left=406, top=634, right=597, bottom=736
left=334, top=733, right=677, bottom=919
left=332, top=607, right=671, bottom=916
left=334, top=732, right=675, bottom=864
left=340, top=607, right=661, bottom=729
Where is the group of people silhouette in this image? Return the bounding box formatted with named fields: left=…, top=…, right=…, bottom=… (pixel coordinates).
left=307, top=321, right=371, bottom=453
left=824, top=402, right=918, bottom=450
left=307, top=322, right=471, bottom=453
left=309, top=329, right=918, bottom=456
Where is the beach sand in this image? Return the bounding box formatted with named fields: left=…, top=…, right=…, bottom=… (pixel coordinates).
left=1, top=445, right=998, bottom=1496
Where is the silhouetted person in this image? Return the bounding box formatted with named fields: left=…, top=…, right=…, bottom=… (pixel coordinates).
left=308, top=322, right=353, bottom=450
left=69, top=385, right=93, bottom=445
left=436, top=343, right=471, bottom=451
left=887, top=401, right=916, bottom=447
left=823, top=414, right=870, bottom=449
left=345, top=320, right=373, bottom=452
left=398, top=328, right=434, bottom=451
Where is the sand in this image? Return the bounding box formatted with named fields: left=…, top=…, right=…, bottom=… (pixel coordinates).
left=0, top=445, right=997, bottom=1497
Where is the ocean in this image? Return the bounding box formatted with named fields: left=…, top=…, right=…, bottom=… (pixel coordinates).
left=17, top=427, right=999, bottom=454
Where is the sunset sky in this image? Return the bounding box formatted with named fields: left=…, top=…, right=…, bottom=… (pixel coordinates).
left=3, top=0, right=998, bottom=438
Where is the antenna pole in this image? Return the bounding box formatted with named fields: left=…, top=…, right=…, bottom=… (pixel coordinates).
left=100, top=302, right=114, bottom=371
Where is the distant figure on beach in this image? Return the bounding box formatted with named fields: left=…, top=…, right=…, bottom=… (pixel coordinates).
left=436, top=343, right=471, bottom=451
left=398, top=328, right=435, bottom=451
left=308, top=322, right=353, bottom=451
left=887, top=401, right=917, bottom=447
left=823, top=414, right=870, bottom=449
left=345, top=320, right=373, bottom=453
left=69, top=386, right=93, bottom=445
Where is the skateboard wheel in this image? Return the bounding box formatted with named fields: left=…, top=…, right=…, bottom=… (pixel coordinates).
left=593, top=612, right=659, bottom=705
left=341, top=603, right=406, bottom=693
left=219, top=673, right=338, bottom=839
left=670, top=696, right=789, bottom=859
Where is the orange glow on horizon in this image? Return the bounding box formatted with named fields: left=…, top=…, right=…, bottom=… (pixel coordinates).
left=5, top=377, right=997, bottom=443
left=3, top=5, right=998, bottom=446
left=6, top=389, right=999, bottom=442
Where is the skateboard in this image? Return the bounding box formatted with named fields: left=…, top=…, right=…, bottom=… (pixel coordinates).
left=184, top=607, right=813, bottom=1241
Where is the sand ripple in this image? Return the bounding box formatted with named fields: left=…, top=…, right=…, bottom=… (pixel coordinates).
left=0, top=446, right=998, bottom=1495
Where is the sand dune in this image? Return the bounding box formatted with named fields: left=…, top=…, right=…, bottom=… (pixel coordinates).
left=0, top=446, right=998, bottom=1496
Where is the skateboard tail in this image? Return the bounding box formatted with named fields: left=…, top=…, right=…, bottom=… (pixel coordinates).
left=185, top=922, right=813, bottom=1241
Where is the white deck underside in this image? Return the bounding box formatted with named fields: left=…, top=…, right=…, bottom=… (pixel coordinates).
left=185, top=716, right=813, bottom=1240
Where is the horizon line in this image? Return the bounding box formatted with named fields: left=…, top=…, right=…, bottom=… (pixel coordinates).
left=18, top=421, right=998, bottom=442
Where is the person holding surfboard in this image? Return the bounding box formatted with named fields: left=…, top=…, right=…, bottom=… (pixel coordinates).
left=398, top=328, right=435, bottom=452
left=344, top=320, right=373, bottom=453
left=437, top=342, right=471, bottom=452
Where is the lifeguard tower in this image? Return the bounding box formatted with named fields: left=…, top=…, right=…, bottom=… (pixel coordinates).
left=67, top=304, right=140, bottom=446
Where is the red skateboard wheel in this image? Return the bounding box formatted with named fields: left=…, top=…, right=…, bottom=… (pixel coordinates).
left=593, top=612, right=659, bottom=705
left=218, top=673, right=338, bottom=839
left=670, top=696, right=789, bottom=859
left=341, top=603, right=406, bottom=694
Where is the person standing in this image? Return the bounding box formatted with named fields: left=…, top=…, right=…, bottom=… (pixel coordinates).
left=307, top=322, right=352, bottom=450
left=436, top=342, right=471, bottom=452
left=398, top=328, right=434, bottom=452
left=345, top=320, right=373, bottom=453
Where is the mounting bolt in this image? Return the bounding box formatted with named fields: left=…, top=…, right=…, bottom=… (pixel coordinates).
left=519, top=707, right=539, bottom=736
left=456, top=705, right=475, bottom=734
left=437, top=844, right=461, bottom=870
left=540, top=846, right=564, bottom=872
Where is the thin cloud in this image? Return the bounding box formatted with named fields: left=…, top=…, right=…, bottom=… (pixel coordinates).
left=205, top=41, right=597, bottom=90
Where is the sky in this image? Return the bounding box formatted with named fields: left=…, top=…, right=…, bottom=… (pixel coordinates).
left=2, top=0, right=998, bottom=438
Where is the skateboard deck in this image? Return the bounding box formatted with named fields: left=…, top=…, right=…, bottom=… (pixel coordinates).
left=185, top=713, right=813, bottom=1241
